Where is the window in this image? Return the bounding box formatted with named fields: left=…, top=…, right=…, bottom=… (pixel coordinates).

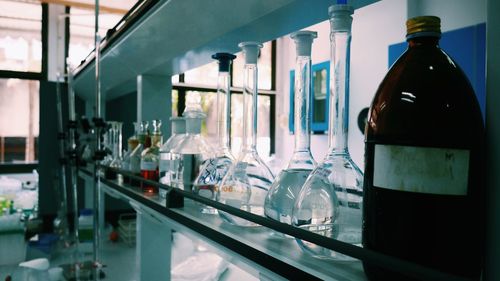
left=172, top=41, right=276, bottom=158
left=0, top=0, right=44, bottom=165
left=0, top=1, right=42, bottom=73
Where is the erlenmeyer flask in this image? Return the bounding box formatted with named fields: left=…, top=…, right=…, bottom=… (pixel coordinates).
left=194, top=53, right=236, bottom=214
left=217, top=42, right=275, bottom=227
left=159, top=117, right=186, bottom=198
left=292, top=4, right=363, bottom=259
left=264, top=31, right=317, bottom=230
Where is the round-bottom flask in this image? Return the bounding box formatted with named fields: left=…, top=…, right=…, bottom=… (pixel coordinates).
left=264, top=31, right=317, bottom=231
left=292, top=4, right=363, bottom=260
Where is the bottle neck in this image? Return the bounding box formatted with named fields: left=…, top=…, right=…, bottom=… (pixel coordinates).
left=328, top=30, right=351, bottom=154
left=408, top=35, right=440, bottom=48
left=242, top=64, right=258, bottom=151
left=144, top=135, right=151, bottom=149
left=186, top=117, right=202, bottom=135
left=217, top=71, right=231, bottom=151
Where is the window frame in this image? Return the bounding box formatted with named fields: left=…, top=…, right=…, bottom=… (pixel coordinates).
left=0, top=2, right=49, bottom=171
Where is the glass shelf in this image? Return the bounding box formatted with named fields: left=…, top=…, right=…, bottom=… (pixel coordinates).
left=79, top=166, right=474, bottom=281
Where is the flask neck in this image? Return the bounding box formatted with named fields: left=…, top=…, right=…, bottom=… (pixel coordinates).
left=242, top=64, right=258, bottom=151
left=293, top=56, right=314, bottom=156
left=328, top=30, right=351, bottom=154
left=217, top=71, right=231, bottom=151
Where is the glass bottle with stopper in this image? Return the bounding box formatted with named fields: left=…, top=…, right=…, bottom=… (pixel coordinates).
left=159, top=117, right=186, bottom=198
left=123, top=122, right=140, bottom=171
left=140, top=119, right=162, bottom=194
left=194, top=53, right=236, bottom=214
left=129, top=121, right=148, bottom=180
left=292, top=4, right=363, bottom=259
left=264, top=31, right=317, bottom=231
left=171, top=93, right=214, bottom=197
left=217, top=42, right=275, bottom=227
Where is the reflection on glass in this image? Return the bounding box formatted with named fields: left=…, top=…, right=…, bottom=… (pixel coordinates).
left=233, top=41, right=272, bottom=90
left=0, top=79, right=39, bottom=163
left=313, top=69, right=327, bottom=124
left=0, top=1, right=42, bottom=72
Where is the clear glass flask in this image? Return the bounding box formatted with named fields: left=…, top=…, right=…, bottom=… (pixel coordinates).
left=171, top=114, right=214, bottom=195
left=217, top=42, right=275, bottom=227
left=292, top=4, right=363, bottom=259
left=264, top=31, right=317, bottom=230
left=159, top=117, right=186, bottom=198
left=194, top=53, right=236, bottom=214
left=141, top=119, right=162, bottom=194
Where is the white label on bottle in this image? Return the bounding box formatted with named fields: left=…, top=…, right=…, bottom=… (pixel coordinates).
left=373, top=144, right=469, bottom=195
left=140, top=161, right=158, bottom=171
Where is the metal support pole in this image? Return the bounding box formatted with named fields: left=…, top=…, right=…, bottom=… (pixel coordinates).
left=66, top=61, right=80, bottom=265
left=92, top=0, right=103, bottom=275
left=55, top=72, right=69, bottom=241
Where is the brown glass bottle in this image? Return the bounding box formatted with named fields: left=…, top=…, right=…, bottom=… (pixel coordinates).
left=363, top=16, right=484, bottom=281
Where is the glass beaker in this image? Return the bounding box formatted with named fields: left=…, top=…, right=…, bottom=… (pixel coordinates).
left=194, top=53, right=236, bottom=214
left=141, top=119, right=162, bottom=194
left=171, top=114, right=214, bottom=195
left=217, top=42, right=275, bottom=227
left=292, top=4, right=363, bottom=259
left=264, top=31, right=317, bottom=230
left=159, top=117, right=186, bottom=198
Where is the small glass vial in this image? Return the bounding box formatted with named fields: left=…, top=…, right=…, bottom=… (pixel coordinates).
left=217, top=42, right=275, bottom=227
left=292, top=4, right=363, bottom=260
left=264, top=31, right=317, bottom=231
left=194, top=53, right=236, bottom=214
left=159, top=117, right=186, bottom=198
left=140, top=119, right=162, bottom=194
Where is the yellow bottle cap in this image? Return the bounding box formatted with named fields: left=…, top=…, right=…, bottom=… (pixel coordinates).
left=406, top=16, right=441, bottom=38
